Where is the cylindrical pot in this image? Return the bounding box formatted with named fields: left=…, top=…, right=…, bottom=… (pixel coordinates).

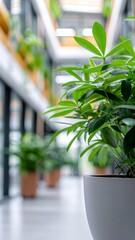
left=84, top=175, right=135, bottom=240
left=45, top=168, right=60, bottom=187
left=21, top=172, right=38, bottom=198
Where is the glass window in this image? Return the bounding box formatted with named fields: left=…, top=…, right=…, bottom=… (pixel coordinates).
left=22, top=0, right=37, bottom=33
left=9, top=92, right=21, bottom=196
left=3, top=0, right=11, bottom=10
left=25, top=106, right=33, bottom=132
left=0, top=81, right=4, bottom=200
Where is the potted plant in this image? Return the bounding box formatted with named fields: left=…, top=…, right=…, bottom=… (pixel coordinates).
left=9, top=132, right=45, bottom=197
left=44, top=18, right=135, bottom=239
left=43, top=135, right=74, bottom=187
left=16, top=29, right=46, bottom=85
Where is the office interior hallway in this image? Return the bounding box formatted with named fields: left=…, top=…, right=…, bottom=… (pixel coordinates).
left=0, top=176, right=93, bottom=240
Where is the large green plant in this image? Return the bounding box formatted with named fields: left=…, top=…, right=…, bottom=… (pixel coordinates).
left=9, top=132, right=46, bottom=173
left=44, top=20, right=135, bottom=177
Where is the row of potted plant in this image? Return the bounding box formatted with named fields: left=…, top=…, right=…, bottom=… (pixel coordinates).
left=8, top=132, right=74, bottom=197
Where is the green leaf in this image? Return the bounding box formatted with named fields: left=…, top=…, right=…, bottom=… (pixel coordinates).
left=121, top=118, right=135, bottom=126
left=66, top=121, right=86, bottom=133
left=106, top=40, right=129, bottom=58
left=80, top=144, right=100, bottom=158
left=66, top=69, right=83, bottom=81
left=120, top=37, right=135, bottom=57
left=114, top=105, right=135, bottom=111
left=58, top=101, right=76, bottom=107
left=66, top=85, right=84, bottom=98
left=92, top=22, right=106, bottom=55
left=97, top=146, right=108, bottom=167
left=74, top=36, right=102, bottom=56
left=50, top=109, right=74, bottom=118
left=67, top=130, right=84, bottom=151
left=88, top=145, right=101, bottom=161
left=83, top=64, right=104, bottom=73
left=62, top=81, right=81, bottom=87
left=123, top=126, right=135, bottom=154
left=84, top=64, right=90, bottom=82
left=50, top=127, right=69, bottom=143
left=55, top=66, right=84, bottom=72
left=43, top=106, right=68, bottom=115
left=111, top=125, right=121, bottom=133
left=121, top=80, right=132, bottom=101
left=89, top=58, right=96, bottom=67
left=88, top=115, right=107, bottom=134
left=111, top=59, right=127, bottom=68
left=94, top=90, right=121, bottom=101
left=101, top=127, right=117, bottom=148
left=103, top=74, right=126, bottom=86
left=119, top=108, right=132, bottom=119
left=125, top=16, right=135, bottom=21
left=78, top=90, right=95, bottom=101
left=88, top=131, right=99, bottom=144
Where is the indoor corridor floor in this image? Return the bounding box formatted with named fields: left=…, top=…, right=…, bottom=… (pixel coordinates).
left=0, top=176, right=93, bottom=240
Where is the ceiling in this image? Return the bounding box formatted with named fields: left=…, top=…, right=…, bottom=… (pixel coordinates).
left=60, top=0, right=103, bottom=13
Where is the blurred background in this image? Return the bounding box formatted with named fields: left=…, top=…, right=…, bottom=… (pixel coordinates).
left=0, top=0, right=134, bottom=239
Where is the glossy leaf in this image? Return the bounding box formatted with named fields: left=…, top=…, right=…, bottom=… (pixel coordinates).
left=55, top=66, right=84, bottom=72
left=121, top=80, right=132, bottom=101
left=83, top=64, right=104, bottom=73
left=106, top=40, right=129, bottom=58
left=125, top=16, right=135, bottom=21
left=114, top=105, right=135, bottom=111
left=94, top=90, right=121, bottom=101
left=88, top=115, right=107, bottom=134
left=88, top=145, right=101, bottom=161
left=66, top=69, right=83, bottom=81
left=62, top=81, right=81, bottom=87
left=50, top=127, right=69, bottom=143
left=97, top=146, right=108, bottom=167
left=92, top=22, right=106, bottom=55
left=67, top=130, right=84, bottom=151
left=121, top=118, right=135, bottom=126
left=101, top=127, right=117, bottom=148
left=50, top=109, right=74, bottom=118
left=123, top=126, right=135, bottom=154
left=74, top=36, right=102, bottom=56
left=120, top=37, right=135, bottom=57
left=58, top=101, right=76, bottom=107
left=78, top=90, right=95, bottom=101
left=84, top=64, right=90, bottom=82
left=81, top=143, right=100, bottom=158
left=43, top=106, right=68, bottom=114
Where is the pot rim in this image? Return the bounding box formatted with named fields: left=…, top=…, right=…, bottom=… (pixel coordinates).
left=84, top=174, right=135, bottom=180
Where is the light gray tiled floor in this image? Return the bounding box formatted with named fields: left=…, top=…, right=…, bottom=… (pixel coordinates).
left=0, top=176, right=93, bottom=240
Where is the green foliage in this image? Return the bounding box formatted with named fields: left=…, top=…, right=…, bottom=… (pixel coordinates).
left=102, top=0, right=112, bottom=18
left=50, top=0, right=62, bottom=19
left=43, top=135, right=74, bottom=172
left=8, top=132, right=46, bottom=173
left=44, top=20, right=135, bottom=177
left=16, top=29, right=49, bottom=79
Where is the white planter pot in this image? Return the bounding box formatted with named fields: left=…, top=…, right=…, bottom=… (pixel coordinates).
left=84, top=175, right=135, bottom=240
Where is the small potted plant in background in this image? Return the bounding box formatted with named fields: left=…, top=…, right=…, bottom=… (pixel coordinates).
left=16, top=29, right=46, bottom=85
left=44, top=18, right=135, bottom=239
left=43, top=135, right=74, bottom=187
left=8, top=132, right=45, bottom=197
